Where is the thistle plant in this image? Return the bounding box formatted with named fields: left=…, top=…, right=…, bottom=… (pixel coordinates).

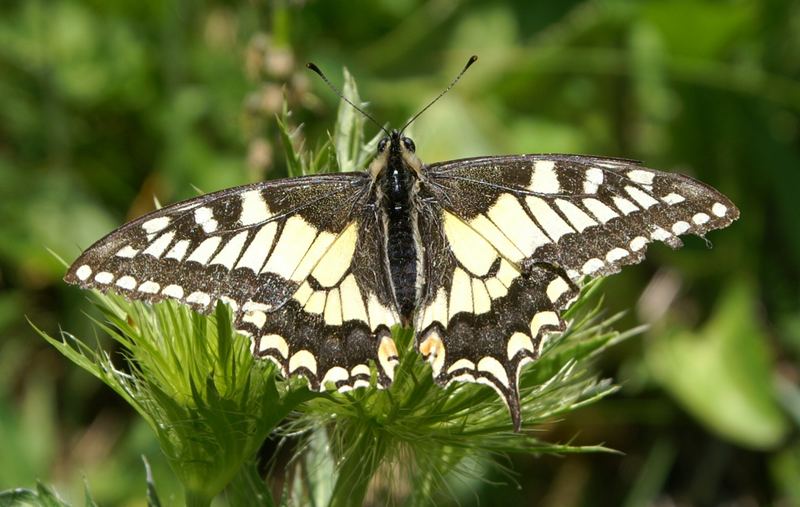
left=34, top=71, right=636, bottom=507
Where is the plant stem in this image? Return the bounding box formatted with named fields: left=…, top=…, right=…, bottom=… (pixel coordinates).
left=328, top=428, right=386, bottom=507
left=185, top=490, right=212, bottom=507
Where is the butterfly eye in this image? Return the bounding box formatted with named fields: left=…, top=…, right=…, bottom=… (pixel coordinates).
left=377, top=138, right=389, bottom=153
left=402, top=137, right=416, bottom=153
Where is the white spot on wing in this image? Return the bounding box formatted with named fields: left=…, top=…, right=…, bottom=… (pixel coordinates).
left=507, top=332, right=534, bottom=360
left=662, top=193, right=685, bottom=205
left=310, top=223, right=359, bottom=286
left=351, top=364, right=371, bottom=377
left=630, top=236, right=648, bottom=251
left=530, top=311, right=559, bottom=336
left=243, top=310, right=267, bottom=329
left=443, top=212, right=498, bottom=276
left=606, top=247, right=629, bottom=262
left=262, top=216, right=317, bottom=278
left=259, top=334, right=288, bottom=358
left=187, top=237, right=222, bottom=265
left=94, top=272, right=114, bottom=284
left=243, top=301, right=270, bottom=312
left=304, top=291, right=326, bottom=314
left=583, top=168, right=603, bottom=194
left=162, top=284, right=184, bottom=299
left=625, top=186, right=659, bottom=209
left=291, top=231, right=337, bottom=282
left=340, top=274, right=369, bottom=323
left=712, top=202, right=727, bottom=217
left=478, top=356, right=510, bottom=387
left=525, top=196, right=575, bottom=241
left=612, top=196, right=639, bottom=215
left=239, top=190, right=271, bottom=226
left=530, top=160, right=560, bottom=193
left=582, top=258, right=604, bottom=274
left=378, top=336, right=399, bottom=381
left=115, top=245, right=139, bottom=258
left=186, top=291, right=211, bottom=307
left=469, top=214, right=524, bottom=263
left=447, top=358, right=476, bottom=374
left=546, top=277, right=570, bottom=303
left=142, top=216, right=170, bottom=234
left=202, top=220, right=218, bottom=234
left=76, top=265, right=92, bottom=281
left=472, top=279, right=491, bottom=314
left=496, top=259, right=520, bottom=288
left=138, top=281, right=160, bottom=294
left=651, top=227, right=672, bottom=241
left=324, top=288, right=342, bottom=325
left=693, top=213, right=710, bottom=225
left=289, top=350, right=317, bottom=374
left=582, top=198, right=619, bottom=223
left=555, top=199, right=597, bottom=231
left=367, top=294, right=396, bottom=330
left=487, top=194, right=550, bottom=256
left=115, top=276, right=136, bottom=290
left=194, top=207, right=213, bottom=225
left=448, top=268, right=473, bottom=319
left=586, top=167, right=604, bottom=185
left=143, top=231, right=175, bottom=258
left=419, top=288, right=448, bottom=330
left=627, top=169, right=655, bottom=186
left=672, top=221, right=690, bottom=235
left=165, top=239, right=190, bottom=261
left=210, top=231, right=249, bottom=269
left=236, top=222, right=277, bottom=272
left=321, top=367, right=348, bottom=388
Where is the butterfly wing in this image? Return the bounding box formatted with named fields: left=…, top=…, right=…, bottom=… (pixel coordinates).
left=65, top=173, right=402, bottom=390
left=417, top=154, right=738, bottom=429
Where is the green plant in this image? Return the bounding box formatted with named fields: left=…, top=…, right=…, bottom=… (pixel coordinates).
left=30, top=72, right=636, bottom=506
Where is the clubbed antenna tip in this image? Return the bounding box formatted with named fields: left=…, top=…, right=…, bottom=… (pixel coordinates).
left=400, top=54, right=479, bottom=133
left=306, top=62, right=389, bottom=136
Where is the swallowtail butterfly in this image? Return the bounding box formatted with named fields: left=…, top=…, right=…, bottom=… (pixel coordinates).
left=65, top=56, right=738, bottom=430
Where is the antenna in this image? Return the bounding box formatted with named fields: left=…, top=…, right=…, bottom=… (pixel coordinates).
left=306, top=62, right=389, bottom=136
left=400, top=54, right=478, bottom=133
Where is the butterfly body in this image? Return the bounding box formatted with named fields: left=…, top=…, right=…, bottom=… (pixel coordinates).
left=65, top=127, right=738, bottom=431
left=375, top=130, right=423, bottom=323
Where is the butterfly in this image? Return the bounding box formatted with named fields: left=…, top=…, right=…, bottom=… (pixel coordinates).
left=64, top=56, right=739, bottom=430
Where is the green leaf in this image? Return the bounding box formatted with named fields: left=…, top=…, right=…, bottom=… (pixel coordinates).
left=648, top=281, right=789, bottom=449
left=143, top=456, right=162, bottom=507
left=333, top=68, right=382, bottom=173
left=0, top=488, right=40, bottom=507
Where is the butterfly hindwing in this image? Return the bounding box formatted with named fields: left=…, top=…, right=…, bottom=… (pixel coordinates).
left=414, top=201, right=578, bottom=429
left=65, top=173, right=401, bottom=391
left=249, top=206, right=402, bottom=390
left=416, top=154, right=738, bottom=428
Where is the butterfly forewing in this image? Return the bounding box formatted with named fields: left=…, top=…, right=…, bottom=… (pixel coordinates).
left=427, top=155, right=738, bottom=279
left=417, top=154, right=738, bottom=428
left=65, top=172, right=402, bottom=391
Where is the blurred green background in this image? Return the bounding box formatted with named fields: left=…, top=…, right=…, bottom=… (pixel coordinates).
left=1, top=0, right=799, bottom=505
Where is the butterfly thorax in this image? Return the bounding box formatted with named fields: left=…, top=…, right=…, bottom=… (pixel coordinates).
left=375, top=130, right=422, bottom=324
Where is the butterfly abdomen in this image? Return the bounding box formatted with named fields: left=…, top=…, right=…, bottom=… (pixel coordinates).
left=381, top=151, right=418, bottom=323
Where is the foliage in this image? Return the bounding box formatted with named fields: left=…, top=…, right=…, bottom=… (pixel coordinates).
left=30, top=82, right=629, bottom=505
left=1, top=0, right=799, bottom=505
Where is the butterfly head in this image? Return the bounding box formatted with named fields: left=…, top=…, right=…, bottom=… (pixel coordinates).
left=371, top=129, right=422, bottom=179
left=377, top=130, right=415, bottom=155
